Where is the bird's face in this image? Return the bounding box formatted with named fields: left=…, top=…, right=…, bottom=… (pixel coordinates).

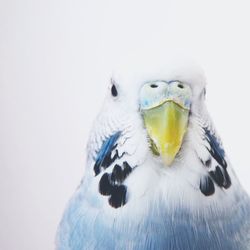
left=139, top=80, right=192, bottom=166
left=88, top=65, right=233, bottom=210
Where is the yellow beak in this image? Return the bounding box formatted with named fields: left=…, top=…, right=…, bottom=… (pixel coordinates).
left=142, top=101, right=189, bottom=166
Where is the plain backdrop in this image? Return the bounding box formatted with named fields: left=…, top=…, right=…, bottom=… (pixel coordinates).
left=1, top=0, right=250, bottom=250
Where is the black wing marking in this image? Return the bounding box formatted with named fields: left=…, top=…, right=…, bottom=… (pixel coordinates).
left=94, top=132, right=135, bottom=208
left=199, top=127, right=231, bottom=196
left=204, top=127, right=227, bottom=169
left=93, top=131, right=122, bottom=176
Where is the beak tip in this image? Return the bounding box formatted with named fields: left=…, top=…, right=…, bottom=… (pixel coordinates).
left=162, top=155, right=175, bottom=166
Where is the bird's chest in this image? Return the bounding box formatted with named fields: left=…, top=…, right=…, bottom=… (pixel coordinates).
left=78, top=194, right=239, bottom=250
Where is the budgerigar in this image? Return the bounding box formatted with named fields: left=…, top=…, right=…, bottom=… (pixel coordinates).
left=56, top=61, right=250, bottom=250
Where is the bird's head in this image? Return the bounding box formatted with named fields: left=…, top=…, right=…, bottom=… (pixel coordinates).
left=99, top=61, right=207, bottom=168
left=86, top=58, right=233, bottom=209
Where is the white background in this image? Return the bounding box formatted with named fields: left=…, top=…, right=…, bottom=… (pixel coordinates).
left=1, top=0, right=250, bottom=250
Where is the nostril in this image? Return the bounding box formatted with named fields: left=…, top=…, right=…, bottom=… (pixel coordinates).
left=178, top=83, right=184, bottom=89
left=150, top=84, right=158, bottom=88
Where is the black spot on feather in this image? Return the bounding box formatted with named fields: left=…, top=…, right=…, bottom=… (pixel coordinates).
left=98, top=162, right=133, bottom=208
left=209, top=166, right=224, bottom=187
left=111, top=84, right=118, bottom=97
left=110, top=164, right=123, bottom=183
left=110, top=162, right=132, bottom=183
left=123, top=161, right=132, bottom=176
left=209, top=166, right=231, bottom=189
left=200, top=176, right=215, bottom=196
left=99, top=173, right=113, bottom=196
left=205, top=158, right=212, bottom=168
left=109, top=185, right=127, bottom=208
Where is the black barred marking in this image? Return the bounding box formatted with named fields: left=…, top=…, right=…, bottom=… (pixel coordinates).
left=200, top=157, right=212, bottom=168
left=111, top=162, right=132, bottom=183
left=96, top=137, right=131, bottom=209
left=98, top=161, right=133, bottom=208
left=204, top=128, right=227, bottom=169
left=94, top=148, right=119, bottom=176
left=209, top=166, right=224, bottom=187
left=108, top=185, right=127, bottom=208
left=199, top=127, right=232, bottom=194
left=200, top=176, right=215, bottom=196
left=111, top=164, right=123, bottom=183
left=99, top=173, right=113, bottom=196
left=209, top=166, right=231, bottom=189
left=94, top=132, right=122, bottom=176
left=222, top=168, right=231, bottom=189
left=123, top=161, right=133, bottom=174
left=205, top=158, right=212, bottom=168
left=99, top=172, right=127, bottom=208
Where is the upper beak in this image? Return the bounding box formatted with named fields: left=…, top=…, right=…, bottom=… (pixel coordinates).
left=142, top=100, right=189, bottom=165
left=140, top=82, right=191, bottom=166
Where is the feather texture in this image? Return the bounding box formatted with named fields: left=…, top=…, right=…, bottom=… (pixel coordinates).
left=56, top=65, right=250, bottom=250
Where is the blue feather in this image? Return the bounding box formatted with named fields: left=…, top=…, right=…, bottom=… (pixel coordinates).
left=57, top=188, right=250, bottom=250
left=93, top=131, right=121, bottom=176
left=204, top=127, right=227, bottom=169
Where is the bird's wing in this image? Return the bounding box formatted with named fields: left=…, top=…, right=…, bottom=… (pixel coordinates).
left=92, top=130, right=135, bottom=208
left=194, top=121, right=232, bottom=196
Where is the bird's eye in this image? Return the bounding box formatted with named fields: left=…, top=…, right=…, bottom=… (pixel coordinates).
left=111, top=84, right=118, bottom=97
left=150, top=84, right=158, bottom=88
left=177, top=83, right=184, bottom=89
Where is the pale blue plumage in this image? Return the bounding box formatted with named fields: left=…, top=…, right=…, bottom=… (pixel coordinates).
left=56, top=68, right=250, bottom=250
left=57, top=177, right=250, bottom=249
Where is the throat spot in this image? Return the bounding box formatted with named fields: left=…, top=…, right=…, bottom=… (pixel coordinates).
left=98, top=161, right=133, bottom=208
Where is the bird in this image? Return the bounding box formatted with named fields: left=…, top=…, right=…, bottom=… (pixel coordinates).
left=56, top=60, right=250, bottom=250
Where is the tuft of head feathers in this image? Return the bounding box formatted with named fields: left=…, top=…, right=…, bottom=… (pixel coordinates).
left=106, top=52, right=207, bottom=117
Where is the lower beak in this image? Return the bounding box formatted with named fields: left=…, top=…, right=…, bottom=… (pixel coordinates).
left=142, top=101, right=189, bottom=166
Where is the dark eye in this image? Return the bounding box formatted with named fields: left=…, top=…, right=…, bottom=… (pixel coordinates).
left=150, top=84, right=158, bottom=88
left=177, top=83, right=184, bottom=89
left=204, top=88, right=206, bottom=96
left=111, top=84, right=118, bottom=97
